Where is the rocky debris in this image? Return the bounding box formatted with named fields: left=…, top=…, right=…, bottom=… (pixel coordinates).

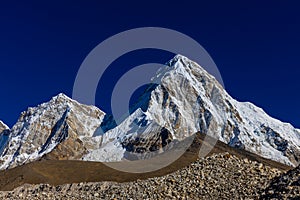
left=260, top=164, right=300, bottom=199
left=0, top=152, right=284, bottom=199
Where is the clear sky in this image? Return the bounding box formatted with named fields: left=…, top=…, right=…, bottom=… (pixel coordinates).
left=0, top=1, right=299, bottom=128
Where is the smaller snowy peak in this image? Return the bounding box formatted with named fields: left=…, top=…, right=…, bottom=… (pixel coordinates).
left=49, top=93, right=105, bottom=120
left=0, top=93, right=106, bottom=170
left=49, top=93, right=91, bottom=108
left=0, top=120, right=9, bottom=133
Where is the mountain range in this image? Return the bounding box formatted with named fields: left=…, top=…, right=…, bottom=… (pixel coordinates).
left=0, top=55, right=299, bottom=170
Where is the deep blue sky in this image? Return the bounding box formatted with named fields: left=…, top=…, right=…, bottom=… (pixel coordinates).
left=0, top=1, right=299, bottom=128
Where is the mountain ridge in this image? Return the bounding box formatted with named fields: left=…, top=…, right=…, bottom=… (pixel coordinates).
left=0, top=55, right=299, bottom=170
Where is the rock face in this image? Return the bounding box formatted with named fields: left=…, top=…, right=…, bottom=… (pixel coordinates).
left=0, top=94, right=105, bottom=170
left=0, top=55, right=299, bottom=170
left=0, top=121, right=9, bottom=162
left=85, top=55, right=300, bottom=166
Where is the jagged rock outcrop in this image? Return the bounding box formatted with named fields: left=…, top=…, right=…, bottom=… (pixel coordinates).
left=0, top=121, right=8, bottom=133
left=0, top=121, right=9, bottom=162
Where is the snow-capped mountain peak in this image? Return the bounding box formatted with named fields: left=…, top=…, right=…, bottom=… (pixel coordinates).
left=85, top=55, right=300, bottom=166
left=0, top=55, right=299, bottom=170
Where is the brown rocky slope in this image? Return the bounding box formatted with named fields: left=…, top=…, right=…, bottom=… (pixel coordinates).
left=0, top=133, right=296, bottom=199
left=0, top=152, right=294, bottom=199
